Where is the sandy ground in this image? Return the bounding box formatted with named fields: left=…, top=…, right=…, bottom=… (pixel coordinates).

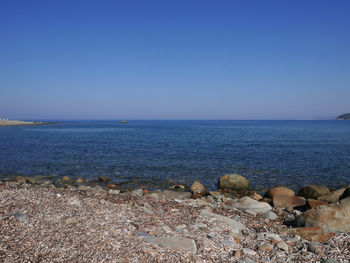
left=0, top=182, right=349, bottom=263
left=0, top=120, right=50, bottom=126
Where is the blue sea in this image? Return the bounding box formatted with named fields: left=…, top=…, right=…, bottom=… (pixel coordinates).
left=0, top=120, right=349, bottom=191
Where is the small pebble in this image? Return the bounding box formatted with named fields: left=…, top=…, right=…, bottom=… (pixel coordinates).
left=262, top=211, right=278, bottom=220
left=233, top=250, right=241, bottom=259
left=162, top=225, right=172, bottom=233
left=242, top=248, right=257, bottom=256
left=266, top=233, right=282, bottom=242
left=75, top=178, right=84, bottom=183
left=308, top=243, right=323, bottom=255
left=221, top=240, right=233, bottom=246
left=15, top=213, right=28, bottom=222
left=207, top=233, right=216, bottom=238
left=244, top=209, right=257, bottom=216
left=259, top=242, right=274, bottom=252
left=136, top=232, right=152, bottom=237
left=276, top=241, right=289, bottom=251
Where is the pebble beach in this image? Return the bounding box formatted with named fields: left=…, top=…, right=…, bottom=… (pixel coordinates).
left=1, top=174, right=349, bottom=263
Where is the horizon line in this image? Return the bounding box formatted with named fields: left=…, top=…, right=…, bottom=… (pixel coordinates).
left=13, top=118, right=338, bottom=121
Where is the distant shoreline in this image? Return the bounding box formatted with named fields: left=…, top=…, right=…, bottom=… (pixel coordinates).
left=0, top=120, right=58, bottom=126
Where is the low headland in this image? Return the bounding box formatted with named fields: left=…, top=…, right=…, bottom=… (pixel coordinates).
left=1, top=173, right=349, bottom=262
left=336, top=113, right=350, bottom=120
left=0, top=119, right=58, bottom=126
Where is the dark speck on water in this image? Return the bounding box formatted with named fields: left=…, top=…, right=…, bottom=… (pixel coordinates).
left=0, top=120, right=349, bottom=190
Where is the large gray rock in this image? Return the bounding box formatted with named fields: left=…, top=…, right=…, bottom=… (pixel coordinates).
left=301, top=197, right=350, bottom=233
left=142, top=236, right=197, bottom=254
left=200, top=209, right=246, bottom=231
left=235, top=196, right=272, bottom=214
left=161, top=190, right=191, bottom=200
left=219, top=174, right=249, bottom=191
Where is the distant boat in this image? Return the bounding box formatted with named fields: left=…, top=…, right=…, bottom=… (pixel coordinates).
left=120, top=121, right=128, bottom=124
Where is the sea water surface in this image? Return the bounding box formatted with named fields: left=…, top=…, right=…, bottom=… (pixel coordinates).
left=0, top=120, right=349, bottom=190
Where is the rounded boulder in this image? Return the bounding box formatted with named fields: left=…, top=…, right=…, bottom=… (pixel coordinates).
left=265, top=187, right=295, bottom=199
left=190, top=181, right=206, bottom=197
left=219, top=174, right=249, bottom=191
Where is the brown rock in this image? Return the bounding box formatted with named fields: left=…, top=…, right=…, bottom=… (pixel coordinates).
left=75, top=178, right=84, bottom=183
left=318, top=188, right=346, bottom=203
left=298, top=185, right=330, bottom=199
left=266, top=187, right=295, bottom=198
left=190, top=181, right=206, bottom=197
left=233, top=250, right=241, bottom=259
left=301, top=199, right=350, bottom=233
left=106, top=183, right=118, bottom=189
left=98, top=176, right=110, bottom=182
left=62, top=176, right=70, bottom=181
left=307, top=199, right=328, bottom=209
left=192, top=192, right=202, bottom=199
left=25, top=177, right=41, bottom=184
left=16, top=176, right=27, bottom=184
left=273, top=194, right=306, bottom=208
left=219, top=174, right=249, bottom=191
left=260, top=197, right=273, bottom=205
left=293, top=226, right=335, bottom=242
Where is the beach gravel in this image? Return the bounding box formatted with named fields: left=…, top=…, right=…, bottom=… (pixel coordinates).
left=0, top=183, right=349, bottom=262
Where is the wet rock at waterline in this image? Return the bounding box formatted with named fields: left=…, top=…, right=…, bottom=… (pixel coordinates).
left=298, top=185, right=330, bottom=199
left=265, top=186, right=295, bottom=199
left=190, top=181, right=206, bottom=198
left=219, top=174, right=249, bottom=191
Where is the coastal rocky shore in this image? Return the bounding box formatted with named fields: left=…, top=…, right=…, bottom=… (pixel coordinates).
left=0, top=174, right=349, bottom=262
left=0, top=120, right=56, bottom=126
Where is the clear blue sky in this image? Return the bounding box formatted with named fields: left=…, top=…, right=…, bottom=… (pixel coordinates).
left=1, top=0, right=349, bottom=120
